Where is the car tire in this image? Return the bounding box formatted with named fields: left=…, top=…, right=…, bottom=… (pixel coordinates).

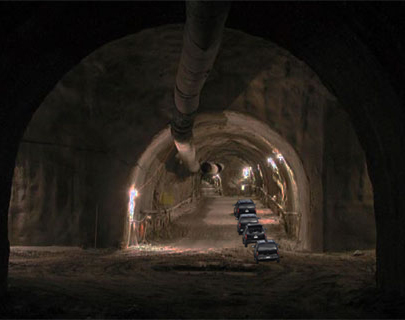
left=244, top=242, right=247, bottom=248
left=255, top=258, right=259, bottom=264
left=277, top=259, right=280, bottom=263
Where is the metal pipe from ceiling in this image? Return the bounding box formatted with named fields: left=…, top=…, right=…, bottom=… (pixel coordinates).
left=171, top=1, right=231, bottom=173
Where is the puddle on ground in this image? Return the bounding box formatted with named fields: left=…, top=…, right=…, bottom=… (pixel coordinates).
left=152, top=262, right=257, bottom=276
left=176, top=271, right=257, bottom=276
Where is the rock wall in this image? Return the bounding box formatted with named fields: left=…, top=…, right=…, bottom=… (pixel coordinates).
left=323, top=107, right=375, bottom=250
left=137, top=149, right=197, bottom=215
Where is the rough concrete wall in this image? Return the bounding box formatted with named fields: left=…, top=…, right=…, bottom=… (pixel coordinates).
left=9, top=141, right=131, bottom=247
left=153, top=171, right=195, bottom=210
left=220, top=158, right=279, bottom=200
left=135, top=159, right=197, bottom=242
left=9, top=142, right=84, bottom=246
left=138, top=156, right=196, bottom=215
left=323, top=107, right=375, bottom=251
left=219, top=157, right=249, bottom=196
left=221, top=168, right=242, bottom=196
left=8, top=25, right=184, bottom=247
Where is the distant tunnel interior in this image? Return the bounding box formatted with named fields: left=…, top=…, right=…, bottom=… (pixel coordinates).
left=8, top=25, right=375, bottom=253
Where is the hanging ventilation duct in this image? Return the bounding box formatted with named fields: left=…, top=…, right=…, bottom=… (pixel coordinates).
left=171, top=1, right=231, bottom=172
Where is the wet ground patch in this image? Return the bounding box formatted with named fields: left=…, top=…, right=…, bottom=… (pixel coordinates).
left=152, top=261, right=258, bottom=276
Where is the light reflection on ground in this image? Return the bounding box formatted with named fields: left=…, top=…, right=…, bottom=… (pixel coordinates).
left=124, top=244, right=222, bottom=256
left=256, top=208, right=273, bottom=215
left=260, top=218, right=279, bottom=224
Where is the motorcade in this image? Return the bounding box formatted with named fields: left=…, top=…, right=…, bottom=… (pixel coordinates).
left=252, top=240, right=280, bottom=264
left=242, top=223, right=267, bottom=247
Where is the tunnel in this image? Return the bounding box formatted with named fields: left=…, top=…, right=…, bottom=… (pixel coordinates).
left=128, top=111, right=311, bottom=248
left=1, top=2, right=405, bottom=318
left=8, top=25, right=375, bottom=252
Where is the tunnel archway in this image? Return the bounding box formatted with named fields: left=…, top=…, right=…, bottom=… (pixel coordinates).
left=1, top=2, right=404, bottom=301
left=128, top=111, right=310, bottom=249
left=7, top=24, right=374, bottom=253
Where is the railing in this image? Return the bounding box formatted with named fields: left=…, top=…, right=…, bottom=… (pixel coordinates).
left=140, top=196, right=195, bottom=221
left=257, top=186, right=283, bottom=212
left=257, top=187, right=301, bottom=238
left=135, top=196, right=198, bottom=244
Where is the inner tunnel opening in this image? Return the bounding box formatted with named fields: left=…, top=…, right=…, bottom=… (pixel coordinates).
left=127, top=112, right=306, bottom=251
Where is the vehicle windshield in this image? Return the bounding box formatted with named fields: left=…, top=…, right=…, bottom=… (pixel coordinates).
left=238, top=199, right=254, bottom=204
left=239, top=214, right=256, bottom=219
left=241, top=218, right=258, bottom=224
left=238, top=204, right=255, bottom=209
left=258, top=244, right=277, bottom=251
left=258, top=249, right=278, bottom=255
left=248, top=226, right=263, bottom=233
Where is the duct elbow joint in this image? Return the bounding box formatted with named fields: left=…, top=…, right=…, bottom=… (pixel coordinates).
left=201, top=162, right=224, bottom=175
left=171, top=109, right=199, bottom=173
left=170, top=108, right=196, bottom=142
left=174, top=140, right=200, bottom=173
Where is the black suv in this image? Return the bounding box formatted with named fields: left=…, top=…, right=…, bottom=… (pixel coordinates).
left=252, top=240, right=280, bottom=264
left=237, top=214, right=261, bottom=235
left=234, top=199, right=256, bottom=219
left=242, top=223, right=267, bottom=247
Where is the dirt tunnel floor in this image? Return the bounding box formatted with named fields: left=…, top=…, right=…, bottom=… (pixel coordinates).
left=3, top=196, right=404, bottom=319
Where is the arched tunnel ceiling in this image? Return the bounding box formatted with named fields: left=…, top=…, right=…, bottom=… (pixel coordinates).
left=193, top=112, right=297, bottom=171
left=197, top=137, right=267, bottom=164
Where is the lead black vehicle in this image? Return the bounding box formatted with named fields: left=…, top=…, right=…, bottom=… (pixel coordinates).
left=252, top=240, right=280, bottom=264
left=234, top=199, right=256, bottom=219
left=242, top=223, right=267, bottom=247
left=237, top=214, right=260, bottom=235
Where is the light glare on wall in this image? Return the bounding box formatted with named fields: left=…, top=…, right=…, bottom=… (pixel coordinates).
left=277, top=153, right=284, bottom=161
left=129, top=186, right=138, bottom=222
left=243, top=167, right=250, bottom=178
left=267, top=157, right=277, bottom=169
